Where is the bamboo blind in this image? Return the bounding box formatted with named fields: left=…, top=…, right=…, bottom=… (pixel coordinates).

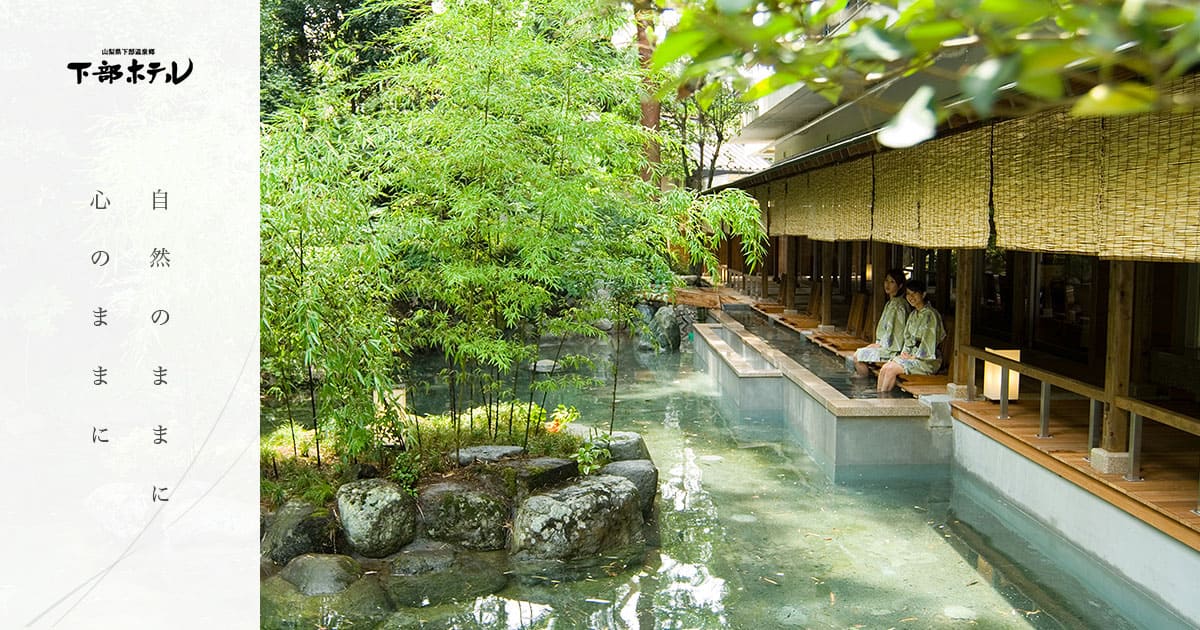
left=760, top=184, right=781, bottom=237
left=872, top=149, right=922, bottom=246
left=993, top=112, right=1104, bottom=255
left=832, top=157, right=872, bottom=241
left=783, top=173, right=810, bottom=236
left=1101, top=109, right=1200, bottom=262
left=918, top=128, right=991, bottom=248
left=806, top=166, right=838, bottom=241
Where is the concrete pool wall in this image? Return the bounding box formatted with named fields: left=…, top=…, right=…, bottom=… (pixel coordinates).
left=692, top=308, right=1199, bottom=627
left=693, top=313, right=950, bottom=481
left=954, top=421, right=1200, bottom=628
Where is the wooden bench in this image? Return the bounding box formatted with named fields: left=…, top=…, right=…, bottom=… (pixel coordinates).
left=811, top=292, right=873, bottom=354
left=777, top=282, right=823, bottom=331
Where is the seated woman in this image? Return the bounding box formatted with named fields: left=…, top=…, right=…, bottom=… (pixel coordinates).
left=854, top=268, right=911, bottom=376
left=877, top=279, right=946, bottom=392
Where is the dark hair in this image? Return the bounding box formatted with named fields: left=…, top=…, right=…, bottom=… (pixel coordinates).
left=906, top=278, right=927, bottom=294
left=885, top=268, right=907, bottom=292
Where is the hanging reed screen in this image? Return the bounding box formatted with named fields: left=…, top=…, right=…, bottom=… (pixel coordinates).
left=872, top=149, right=922, bottom=246
left=834, top=157, right=873, bottom=241
left=760, top=184, right=782, bottom=237
left=993, top=112, right=1103, bottom=255
left=782, top=172, right=810, bottom=236
left=1101, top=109, right=1200, bottom=262
left=919, top=128, right=991, bottom=248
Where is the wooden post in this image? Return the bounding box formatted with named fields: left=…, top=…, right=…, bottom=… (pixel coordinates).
left=937, top=249, right=952, bottom=310
left=821, top=241, right=834, bottom=325
left=782, top=236, right=797, bottom=309
left=1101, top=260, right=1135, bottom=452
left=870, top=241, right=887, bottom=330
left=797, top=236, right=809, bottom=282
left=954, top=249, right=975, bottom=386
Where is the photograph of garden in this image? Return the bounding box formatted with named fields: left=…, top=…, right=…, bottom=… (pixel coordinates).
left=259, top=1, right=1200, bottom=628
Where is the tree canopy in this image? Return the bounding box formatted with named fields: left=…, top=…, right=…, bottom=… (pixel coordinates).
left=655, top=0, right=1200, bottom=146
left=261, top=0, right=766, bottom=462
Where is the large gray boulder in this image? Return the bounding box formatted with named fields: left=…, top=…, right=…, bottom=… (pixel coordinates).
left=600, top=459, right=658, bottom=515
left=455, top=444, right=524, bottom=466
left=261, top=554, right=391, bottom=630
left=278, top=554, right=362, bottom=596
left=381, top=541, right=508, bottom=608
left=260, top=500, right=337, bottom=565
left=418, top=481, right=511, bottom=550
left=336, top=478, right=417, bottom=557
left=477, top=457, right=578, bottom=501
left=511, top=475, right=644, bottom=560
left=651, top=305, right=681, bottom=352
left=598, top=431, right=651, bottom=462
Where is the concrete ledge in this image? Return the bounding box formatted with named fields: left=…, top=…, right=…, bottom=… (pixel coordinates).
left=694, top=313, right=946, bottom=481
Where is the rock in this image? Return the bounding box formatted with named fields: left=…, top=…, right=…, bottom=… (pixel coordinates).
left=381, top=541, right=508, bottom=607
left=377, top=605, right=477, bottom=629
left=533, top=359, right=560, bottom=374
left=635, top=303, right=656, bottom=324
left=599, top=459, right=658, bottom=515
left=261, top=555, right=391, bottom=630
left=478, top=457, right=578, bottom=501
left=597, top=431, right=651, bottom=462
left=418, top=481, right=511, bottom=550
left=336, top=478, right=417, bottom=557
left=260, top=500, right=337, bottom=565
left=511, top=475, right=644, bottom=561
left=279, top=553, right=362, bottom=596
left=651, top=305, right=681, bottom=352
left=593, top=318, right=613, bottom=331
left=455, top=444, right=524, bottom=466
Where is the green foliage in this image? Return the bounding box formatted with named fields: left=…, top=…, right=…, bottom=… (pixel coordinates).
left=388, top=451, right=423, bottom=496
left=547, top=404, right=581, bottom=433
left=261, top=0, right=767, bottom=466
left=657, top=0, right=1200, bottom=147
left=662, top=79, right=756, bottom=190
left=571, top=440, right=612, bottom=475
left=261, top=449, right=341, bottom=509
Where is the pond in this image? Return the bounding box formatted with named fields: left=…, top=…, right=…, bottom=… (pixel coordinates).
left=384, top=336, right=1137, bottom=629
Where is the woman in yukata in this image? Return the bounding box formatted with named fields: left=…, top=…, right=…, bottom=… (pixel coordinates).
left=876, top=279, right=945, bottom=392
left=853, top=268, right=911, bottom=376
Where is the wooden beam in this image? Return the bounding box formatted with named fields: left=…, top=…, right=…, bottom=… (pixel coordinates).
left=821, top=240, right=834, bottom=325
left=799, top=236, right=812, bottom=281
left=870, top=241, right=888, bottom=332
left=1102, top=260, right=1135, bottom=451
left=954, top=249, right=976, bottom=386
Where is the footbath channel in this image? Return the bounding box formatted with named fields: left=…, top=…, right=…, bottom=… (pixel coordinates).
left=393, top=333, right=1157, bottom=629
left=718, top=305, right=897, bottom=400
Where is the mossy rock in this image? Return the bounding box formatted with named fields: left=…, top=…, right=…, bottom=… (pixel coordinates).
left=418, top=481, right=511, bottom=550
left=381, top=542, right=508, bottom=608
left=261, top=555, right=391, bottom=630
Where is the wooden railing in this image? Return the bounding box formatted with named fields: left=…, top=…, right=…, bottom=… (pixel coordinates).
left=959, top=345, right=1106, bottom=446
left=960, top=345, right=1200, bottom=514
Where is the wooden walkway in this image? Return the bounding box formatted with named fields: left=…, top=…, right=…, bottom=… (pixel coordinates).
left=951, top=399, right=1200, bottom=552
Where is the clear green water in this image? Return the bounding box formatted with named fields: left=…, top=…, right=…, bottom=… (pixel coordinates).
left=383, top=337, right=1137, bottom=629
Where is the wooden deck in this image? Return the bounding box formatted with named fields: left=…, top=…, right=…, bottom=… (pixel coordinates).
left=951, top=398, right=1200, bottom=552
